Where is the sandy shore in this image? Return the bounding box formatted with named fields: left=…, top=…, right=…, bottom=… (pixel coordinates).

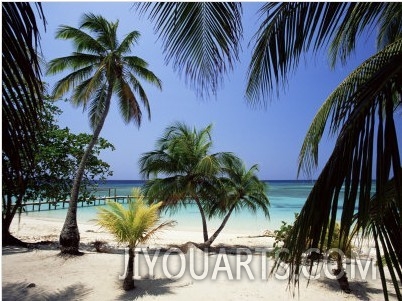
left=2, top=216, right=395, bottom=300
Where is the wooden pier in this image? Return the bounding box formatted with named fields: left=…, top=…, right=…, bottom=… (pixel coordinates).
left=20, top=188, right=135, bottom=212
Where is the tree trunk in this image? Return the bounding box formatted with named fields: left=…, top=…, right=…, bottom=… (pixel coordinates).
left=2, top=222, right=27, bottom=247
left=202, top=205, right=236, bottom=248
left=194, top=196, right=209, bottom=242
left=123, top=247, right=135, bottom=290
left=334, top=254, right=351, bottom=293
left=2, top=192, right=28, bottom=247
left=59, top=85, right=113, bottom=254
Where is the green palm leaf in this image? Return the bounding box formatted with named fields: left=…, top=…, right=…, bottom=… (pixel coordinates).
left=246, top=2, right=400, bottom=105
left=280, top=41, right=402, bottom=297
left=135, top=2, right=243, bottom=98
left=299, top=39, right=402, bottom=177
left=96, top=188, right=175, bottom=248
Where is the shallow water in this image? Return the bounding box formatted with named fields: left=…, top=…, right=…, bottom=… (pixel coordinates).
left=23, top=180, right=341, bottom=234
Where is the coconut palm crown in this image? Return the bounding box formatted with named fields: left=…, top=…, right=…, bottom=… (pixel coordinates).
left=139, top=122, right=238, bottom=242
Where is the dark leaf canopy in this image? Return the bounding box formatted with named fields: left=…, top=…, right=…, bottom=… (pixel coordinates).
left=2, top=2, right=46, bottom=192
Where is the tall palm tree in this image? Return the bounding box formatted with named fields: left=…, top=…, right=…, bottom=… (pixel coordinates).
left=47, top=13, right=162, bottom=254
left=96, top=188, right=175, bottom=290
left=201, top=156, right=270, bottom=247
left=134, top=3, right=401, bottom=297
left=139, top=122, right=236, bottom=242
left=2, top=2, right=46, bottom=245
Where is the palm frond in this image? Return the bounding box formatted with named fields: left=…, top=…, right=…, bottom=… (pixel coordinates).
left=96, top=190, right=175, bottom=248
left=329, top=3, right=400, bottom=66
left=115, top=77, right=141, bottom=125
left=299, top=39, right=402, bottom=178
left=2, top=2, right=45, bottom=183
left=247, top=2, right=354, bottom=105
left=88, top=83, right=108, bottom=130
left=117, top=31, right=140, bottom=54
left=135, top=2, right=243, bottom=98
left=55, top=25, right=105, bottom=54
left=280, top=42, right=402, bottom=294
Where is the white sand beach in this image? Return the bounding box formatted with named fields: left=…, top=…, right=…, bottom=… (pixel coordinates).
left=2, top=216, right=395, bottom=300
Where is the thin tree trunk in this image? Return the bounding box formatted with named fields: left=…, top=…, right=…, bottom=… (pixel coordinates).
left=59, top=85, right=113, bottom=254
left=202, top=204, right=236, bottom=248
left=194, top=196, right=209, bottom=242
left=123, top=247, right=135, bottom=290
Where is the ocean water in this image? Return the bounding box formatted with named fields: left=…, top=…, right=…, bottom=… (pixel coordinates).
left=24, top=180, right=329, bottom=234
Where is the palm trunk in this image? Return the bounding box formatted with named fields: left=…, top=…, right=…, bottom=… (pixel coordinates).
left=202, top=204, right=236, bottom=248
left=59, top=85, right=113, bottom=254
left=123, top=247, right=135, bottom=290
left=334, top=255, right=351, bottom=293
left=194, top=196, right=209, bottom=242
left=2, top=191, right=28, bottom=247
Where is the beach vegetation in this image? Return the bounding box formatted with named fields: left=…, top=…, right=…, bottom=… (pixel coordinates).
left=2, top=3, right=46, bottom=246
left=140, top=122, right=269, bottom=247
left=135, top=3, right=401, bottom=297
left=46, top=13, right=162, bottom=254
left=139, top=122, right=238, bottom=243
left=96, top=188, right=175, bottom=290
left=201, top=155, right=270, bottom=248
left=24, top=99, right=114, bottom=205
left=2, top=98, right=113, bottom=246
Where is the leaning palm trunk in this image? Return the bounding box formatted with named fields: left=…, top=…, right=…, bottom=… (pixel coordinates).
left=202, top=205, right=236, bottom=248
left=59, top=86, right=113, bottom=254
left=194, top=196, right=209, bottom=242
left=123, top=247, right=135, bottom=290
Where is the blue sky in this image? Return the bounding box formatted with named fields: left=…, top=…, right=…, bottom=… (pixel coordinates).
left=39, top=2, right=397, bottom=180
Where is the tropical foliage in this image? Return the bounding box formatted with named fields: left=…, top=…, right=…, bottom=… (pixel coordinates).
left=201, top=155, right=269, bottom=247
left=139, top=122, right=235, bottom=242
left=135, top=2, right=401, bottom=298
left=24, top=100, right=114, bottom=205
left=2, top=98, right=113, bottom=245
left=135, top=3, right=243, bottom=99
left=96, top=188, right=175, bottom=290
left=46, top=13, right=162, bottom=254
left=2, top=2, right=46, bottom=245
left=140, top=122, right=269, bottom=247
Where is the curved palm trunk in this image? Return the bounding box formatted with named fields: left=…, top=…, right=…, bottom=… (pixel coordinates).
left=59, top=85, right=113, bottom=254
left=123, top=247, right=135, bottom=290
left=194, top=196, right=209, bottom=242
left=202, top=204, right=236, bottom=248
left=2, top=192, right=28, bottom=247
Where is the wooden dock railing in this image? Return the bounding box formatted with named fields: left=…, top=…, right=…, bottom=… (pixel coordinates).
left=20, top=195, right=135, bottom=212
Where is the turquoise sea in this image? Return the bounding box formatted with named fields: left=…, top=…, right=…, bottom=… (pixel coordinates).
left=24, top=180, right=341, bottom=234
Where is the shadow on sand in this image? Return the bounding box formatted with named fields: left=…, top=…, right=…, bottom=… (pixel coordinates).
left=317, top=277, right=397, bottom=300
left=116, top=278, right=191, bottom=300
left=2, top=282, right=92, bottom=301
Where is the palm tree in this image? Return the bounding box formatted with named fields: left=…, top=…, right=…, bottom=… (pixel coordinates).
left=2, top=2, right=46, bottom=245
left=139, top=122, right=236, bottom=242
left=201, top=156, right=270, bottom=247
left=252, top=4, right=402, bottom=296
left=134, top=3, right=401, bottom=297
left=46, top=13, right=162, bottom=254
left=96, top=188, right=175, bottom=290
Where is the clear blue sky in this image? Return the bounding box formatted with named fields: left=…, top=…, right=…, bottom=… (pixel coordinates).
left=39, top=2, right=398, bottom=180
